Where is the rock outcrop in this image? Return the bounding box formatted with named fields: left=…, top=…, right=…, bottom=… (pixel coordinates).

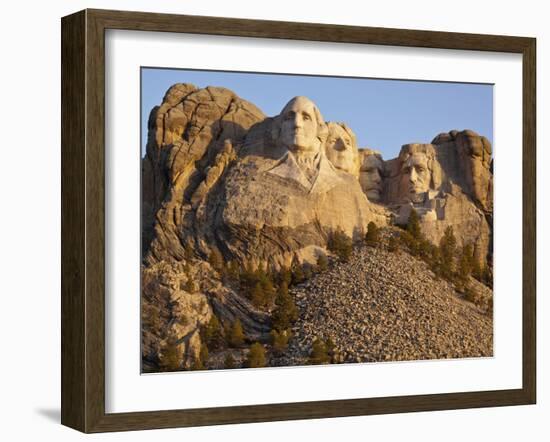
left=142, top=83, right=266, bottom=260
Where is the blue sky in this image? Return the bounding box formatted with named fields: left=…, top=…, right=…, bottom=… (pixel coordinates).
left=141, top=67, right=493, bottom=160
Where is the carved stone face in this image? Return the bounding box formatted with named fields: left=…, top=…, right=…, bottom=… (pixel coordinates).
left=280, top=96, right=321, bottom=154
left=399, top=152, right=431, bottom=202
left=325, top=123, right=359, bottom=176
left=360, top=151, right=384, bottom=202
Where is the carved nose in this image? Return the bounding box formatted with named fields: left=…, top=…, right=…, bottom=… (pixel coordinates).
left=409, top=169, right=417, bottom=183
left=334, top=140, right=346, bottom=151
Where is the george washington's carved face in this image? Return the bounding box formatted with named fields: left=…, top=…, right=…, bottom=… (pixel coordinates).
left=325, top=123, right=359, bottom=176
left=280, top=97, right=322, bottom=155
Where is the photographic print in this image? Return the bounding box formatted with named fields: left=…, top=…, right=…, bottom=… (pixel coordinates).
left=140, top=68, right=494, bottom=373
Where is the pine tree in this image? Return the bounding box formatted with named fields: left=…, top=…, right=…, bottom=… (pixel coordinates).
left=271, top=283, right=298, bottom=332
left=190, top=342, right=209, bottom=371
left=208, top=248, right=224, bottom=272
left=270, top=329, right=292, bottom=354
left=406, top=208, right=422, bottom=240
left=245, top=342, right=266, bottom=368
left=227, top=260, right=240, bottom=281
left=365, top=222, right=379, bottom=246
left=325, top=336, right=336, bottom=363
left=439, top=226, right=457, bottom=280
left=308, top=338, right=330, bottom=365
left=328, top=228, right=353, bottom=262
left=458, top=244, right=474, bottom=281
left=278, top=267, right=292, bottom=287
left=291, top=264, right=305, bottom=285
left=387, top=235, right=398, bottom=252
left=159, top=338, right=181, bottom=372
left=228, top=319, right=245, bottom=348
left=223, top=353, right=236, bottom=369
left=184, top=243, right=194, bottom=260
left=184, top=275, right=196, bottom=293
left=251, top=282, right=265, bottom=308
left=204, top=314, right=225, bottom=350
left=316, top=254, right=328, bottom=272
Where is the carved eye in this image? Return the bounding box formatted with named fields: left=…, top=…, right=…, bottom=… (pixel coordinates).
left=283, top=112, right=295, bottom=121
left=302, top=113, right=312, bottom=121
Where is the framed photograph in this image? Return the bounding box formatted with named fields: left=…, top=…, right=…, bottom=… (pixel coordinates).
left=61, top=9, right=536, bottom=433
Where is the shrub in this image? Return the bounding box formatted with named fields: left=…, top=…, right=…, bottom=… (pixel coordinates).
left=365, top=222, right=380, bottom=246
left=328, top=228, right=353, bottom=262
left=245, top=342, right=266, bottom=368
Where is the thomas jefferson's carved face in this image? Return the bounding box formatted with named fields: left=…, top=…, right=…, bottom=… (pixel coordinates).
left=400, top=152, right=431, bottom=201
left=280, top=97, right=320, bottom=154
left=325, top=123, right=359, bottom=176
left=360, top=152, right=384, bottom=202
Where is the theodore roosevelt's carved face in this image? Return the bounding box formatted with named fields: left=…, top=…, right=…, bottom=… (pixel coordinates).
left=325, top=123, right=359, bottom=176
left=359, top=150, right=384, bottom=202
left=280, top=96, right=322, bottom=155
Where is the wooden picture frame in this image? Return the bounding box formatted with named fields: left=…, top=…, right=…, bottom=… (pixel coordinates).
left=61, top=8, right=536, bottom=433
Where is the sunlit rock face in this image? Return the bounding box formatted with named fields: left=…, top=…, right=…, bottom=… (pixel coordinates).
left=431, top=129, right=493, bottom=213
